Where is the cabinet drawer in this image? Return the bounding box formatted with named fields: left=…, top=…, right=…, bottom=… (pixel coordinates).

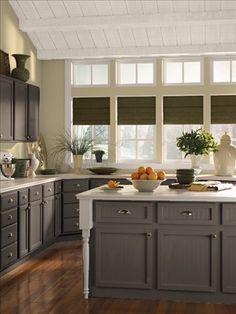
left=1, top=242, right=17, bottom=269
left=222, top=203, right=236, bottom=225
left=1, top=223, right=17, bottom=248
left=63, top=218, right=80, bottom=233
left=19, top=189, right=28, bottom=205
left=55, top=181, right=62, bottom=194
left=63, top=192, right=80, bottom=204
left=94, top=201, right=153, bottom=224
left=44, top=182, right=54, bottom=198
left=30, top=185, right=42, bottom=202
left=158, top=202, right=218, bottom=225
left=62, top=179, right=89, bottom=193
left=0, top=192, right=17, bottom=211
left=63, top=203, right=80, bottom=218
left=1, top=208, right=17, bottom=228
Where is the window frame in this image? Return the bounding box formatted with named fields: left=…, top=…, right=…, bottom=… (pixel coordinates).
left=116, top=58, right=156, bottom=86
left=71, top=59, right=110, bottom=87
left=211, top=57, right=236, bottom=85
left=162, top=57, right=203, bottom=85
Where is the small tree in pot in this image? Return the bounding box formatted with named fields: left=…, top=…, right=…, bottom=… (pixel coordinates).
left=176, top=128, right=218, bottom=168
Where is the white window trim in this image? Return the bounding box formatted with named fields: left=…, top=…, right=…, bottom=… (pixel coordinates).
left=162, top=57, right=203, bottom=86
left=210, top=57, right=236, bottom=85
left=71, top=59, right=111, bottom=87
left=116, top=58, right=156, bottom=86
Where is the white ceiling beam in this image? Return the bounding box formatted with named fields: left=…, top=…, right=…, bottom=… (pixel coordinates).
left=37, top=43, right=236, bottom=60
left=20, top=11, right=236, bottom=32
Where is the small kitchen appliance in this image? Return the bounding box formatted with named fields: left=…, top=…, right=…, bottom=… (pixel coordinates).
left=0, top=152, right=15, bottom=180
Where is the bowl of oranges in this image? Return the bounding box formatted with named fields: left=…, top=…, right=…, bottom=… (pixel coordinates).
left=130, top=166, right=166, bottom=192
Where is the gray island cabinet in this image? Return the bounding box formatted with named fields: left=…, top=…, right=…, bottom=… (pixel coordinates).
left=76, top=185, right=236, bottom=303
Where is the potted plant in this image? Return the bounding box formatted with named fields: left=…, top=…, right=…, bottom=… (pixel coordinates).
left=176, top=128, right=218, bottom=168
left=50, top=130, right=93, bottom=173
left=93, top=150, right=105, bottom=163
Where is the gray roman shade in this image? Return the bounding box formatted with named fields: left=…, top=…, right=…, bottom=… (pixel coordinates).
left=117, top=96, right=156, bottom=125
left=73, top=97, right=110, bottom=125
left=211, top=95, right=236, bottom=124
left=163, top=96, right=203, bottom=124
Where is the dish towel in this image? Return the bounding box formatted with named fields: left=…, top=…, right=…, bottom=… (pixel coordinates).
left=188, top=181, right=234, bottom=192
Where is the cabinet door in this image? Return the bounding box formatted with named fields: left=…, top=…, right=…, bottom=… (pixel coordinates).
left=29, top=200, right=42, bottom=251
left=222, top=231, right=236, bottom=293
left=19, top=204, right=29, bottom=258
left=0, top=75, right=13, bottom=140
left=43, top=196, right=55, bottom=243
left=158, top=229, right=217, bottom=292
left=27, top=85, right=39, bottom=141
left=14, top=80, right=27, bottom=141
left=54, top=194, right=62, bottom=237
left=95, top=228, right=153, bottom=289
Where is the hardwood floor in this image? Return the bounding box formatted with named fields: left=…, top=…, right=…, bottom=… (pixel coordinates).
left=0, top=241, right=235, bottom=314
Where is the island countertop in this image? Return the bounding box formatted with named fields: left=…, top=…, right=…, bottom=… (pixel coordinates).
left=76, top=184, right=236, bottom=202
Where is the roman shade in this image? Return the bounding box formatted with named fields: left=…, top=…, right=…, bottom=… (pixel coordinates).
left=211, top=95, right=236, bottom=124
left=163, top=96, right=203, bottom=124
left=117, top=96, right=156, bottom=125
left=73, top=97, right=110, bottom=125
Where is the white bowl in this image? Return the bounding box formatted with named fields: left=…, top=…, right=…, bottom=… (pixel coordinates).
left=131, top=180, right=163, bottom=192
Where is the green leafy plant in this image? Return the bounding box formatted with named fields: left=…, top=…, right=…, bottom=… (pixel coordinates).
left=50, top=130, right=93, bottom=162
left=176, top=128, right=218, bottom=158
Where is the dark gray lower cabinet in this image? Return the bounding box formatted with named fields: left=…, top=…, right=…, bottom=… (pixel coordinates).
left=54, top=193, right=62, bottom=237
left=222, top=231, right=236, bottom=293
left=43, top=196, right=55, bottom=244
left=19, top=204, right=29, bottom=258
left=29, top=199, right=42, bottom=252
left=95, top=227, right=153, bottom=289
left=158, top=229, right=217, bottom=292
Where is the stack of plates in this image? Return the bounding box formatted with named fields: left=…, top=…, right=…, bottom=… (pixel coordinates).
left=176, top=169, right=196, bottom=184
left=40, top=168, right=57, bottom=175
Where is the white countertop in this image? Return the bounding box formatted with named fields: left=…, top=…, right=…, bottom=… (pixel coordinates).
left=76, top=185, right=236, bottom=202
left=1, top=172, right=236, bottom=193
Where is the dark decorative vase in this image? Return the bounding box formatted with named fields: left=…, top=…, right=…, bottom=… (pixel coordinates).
left=94, top=150, right=105, bottom=163
left=11, top=54, right=30, bottom=82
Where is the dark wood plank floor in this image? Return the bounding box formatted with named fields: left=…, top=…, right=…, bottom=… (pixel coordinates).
left=0, top=241, right=236, bottom=314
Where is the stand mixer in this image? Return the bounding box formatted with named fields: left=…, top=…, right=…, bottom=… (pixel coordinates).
left=0, top=152, right=15, bottom=180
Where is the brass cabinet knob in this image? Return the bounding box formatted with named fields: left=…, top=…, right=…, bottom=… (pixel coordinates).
left=74, top=222, right=79, bottom=227
left=181, top=210, right=193, bottom=216
left=146, top=232, right=152, bottom=238
left=117, top=209, right=131, bottom=215
left=8, top=232, right=13, bottom=238
left=8, top=198, right=14, bottom=204
left=8, top=214, right=13, bottom=220
left=8, top=252, right=13, bottom=258
left=211, top=234, right=217, bottom=239
left=75, top=183, right=81, bottom=188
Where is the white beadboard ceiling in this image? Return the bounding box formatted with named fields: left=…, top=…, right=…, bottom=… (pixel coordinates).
left=9, top=0, right=236, bottom=60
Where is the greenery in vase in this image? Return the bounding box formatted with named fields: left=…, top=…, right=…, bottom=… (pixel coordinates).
left=50, top=130, right=93, bottom=163
left=176, top=128, right=218, bottom=158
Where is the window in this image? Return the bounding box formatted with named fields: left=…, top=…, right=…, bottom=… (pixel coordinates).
left=72, top=62, right=109, bottom=86
left=117, top=97, right=156, bottom=161
left=210, top=95, right=236, bottom=146
left=163, top=59, right=202, bottom=84
left=163, top=96, right=203, bottom=161
left=72, top=97, right=110, bottom=160
left=212, top=59, right=236, bottom=83
left=117, top=60, right=154, bottom=85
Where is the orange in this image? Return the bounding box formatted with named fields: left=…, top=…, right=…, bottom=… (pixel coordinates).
left=131, top=171, right=140, bottom=180
left=146, top=166, right=154, bottom=175
left=139, top=173, right=148, bottom=180
left=148, top=172, right=158, bottom=180
left=157, top=171, right=166, bottom=180
left=137, top=166, right=146, bottom=175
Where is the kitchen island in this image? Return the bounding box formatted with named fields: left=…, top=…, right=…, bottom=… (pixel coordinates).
left=77, top=185, right=236, bottom=303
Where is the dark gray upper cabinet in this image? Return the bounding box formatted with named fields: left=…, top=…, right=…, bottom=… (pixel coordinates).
left=14, top=80, right=28, bottom=141
left=0, top=75, right=13, bottom=141
left=27, top=84, right=40, bottom=141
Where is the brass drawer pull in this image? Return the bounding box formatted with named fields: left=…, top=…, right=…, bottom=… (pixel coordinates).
left=8, top=252, right=13, bottom=258
left=8, top=232, right=13, bottom=238
left=35, top=191, right=40, bottom=196
left=48, top=188, right=52, bottom=192
left=211, top=234, right=217, bottom=239
left=74, top=222, right=79, bottom=227
left=8, top=214, right=13, bottom=220
left=8, top=198, right=14, bottom=204
left=181, top=210, right=193, bottom=216
left=117, top=209, right=131, bottom=215
left=75, top=184, right=81, bottom=188
left=146, top=232, right=152, bottom=238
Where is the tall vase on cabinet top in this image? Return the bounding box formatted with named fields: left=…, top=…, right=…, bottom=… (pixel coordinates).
left=11, top=54, right=30, bottom=82
left=28, top=153, right=39, bottom=177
